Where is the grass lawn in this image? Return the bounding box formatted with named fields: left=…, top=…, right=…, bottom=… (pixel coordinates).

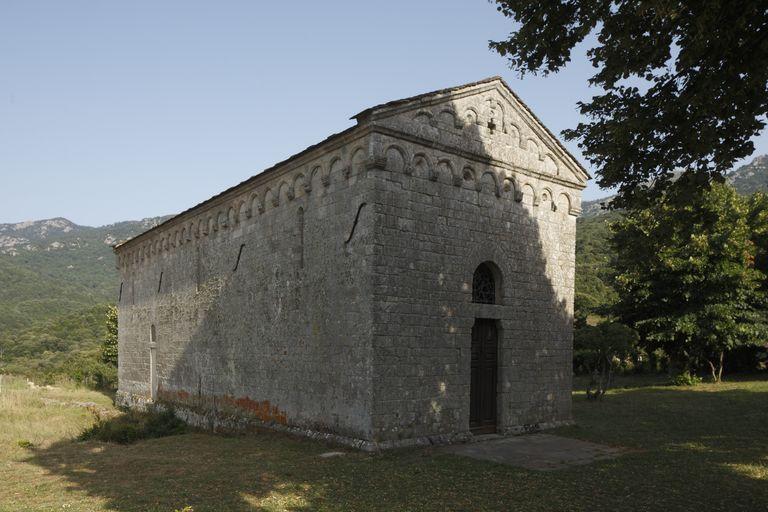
left=0, top=374, right=766, bottom=512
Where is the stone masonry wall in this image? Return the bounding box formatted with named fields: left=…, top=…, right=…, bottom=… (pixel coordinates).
left=116, top=132, right=377, bottom=441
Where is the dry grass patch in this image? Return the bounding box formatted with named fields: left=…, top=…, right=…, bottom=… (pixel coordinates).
left=0, top=374, right=766, bottom=511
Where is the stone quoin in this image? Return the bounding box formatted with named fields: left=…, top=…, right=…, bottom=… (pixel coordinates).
left=113, top=77, right=588, bottom=450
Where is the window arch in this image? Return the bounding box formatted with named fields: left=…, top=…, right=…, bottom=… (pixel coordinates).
left=472, top=262, right=500, bottom=304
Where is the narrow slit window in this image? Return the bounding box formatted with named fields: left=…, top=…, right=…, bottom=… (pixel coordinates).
left=297, top=207, right=305, bottom=268
left=196, top=247, right=201, bottom=291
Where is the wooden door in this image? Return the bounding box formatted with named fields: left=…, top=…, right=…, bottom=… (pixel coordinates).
left=470, top=319, right=498, bottom=434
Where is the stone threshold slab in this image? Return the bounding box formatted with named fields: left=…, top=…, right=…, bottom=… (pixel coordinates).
left=443, top=433, right=626, bottom=471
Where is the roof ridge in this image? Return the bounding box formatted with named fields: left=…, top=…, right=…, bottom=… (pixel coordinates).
left=352, top=76, right=504, bottom=121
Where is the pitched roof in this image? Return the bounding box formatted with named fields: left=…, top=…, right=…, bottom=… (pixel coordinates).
left=352, top=76, right=504, bottom=121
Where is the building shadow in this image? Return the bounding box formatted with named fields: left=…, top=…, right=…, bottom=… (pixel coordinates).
left=21, top=384, right=768, bottom=511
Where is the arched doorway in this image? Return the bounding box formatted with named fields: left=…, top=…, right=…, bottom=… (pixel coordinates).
left=470, top=262, right=500, bottom=434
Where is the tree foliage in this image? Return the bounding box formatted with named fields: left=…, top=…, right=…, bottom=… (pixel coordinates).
left=0, top=303, right=117, bottom=388
left=490, top=1, right=768, bottom=208
left=611, top=178, right=768, bottom=380
left=102, top=305, right=118, bottom=366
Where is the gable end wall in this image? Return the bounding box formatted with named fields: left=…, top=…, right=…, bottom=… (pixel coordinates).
left=369, top=119, right=578, bottom=443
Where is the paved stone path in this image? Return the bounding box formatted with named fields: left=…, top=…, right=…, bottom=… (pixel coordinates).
left=443, top=433, right=626, bottom=471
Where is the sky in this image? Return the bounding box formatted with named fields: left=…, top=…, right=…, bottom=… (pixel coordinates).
left=1, top=1, right=766, bottom=226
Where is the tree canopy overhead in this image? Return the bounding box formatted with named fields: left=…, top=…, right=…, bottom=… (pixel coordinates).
left=490, top=1, right=768, bottom=208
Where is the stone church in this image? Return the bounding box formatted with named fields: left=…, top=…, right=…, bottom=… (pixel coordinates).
left=114, top=77, right=587, bottom=450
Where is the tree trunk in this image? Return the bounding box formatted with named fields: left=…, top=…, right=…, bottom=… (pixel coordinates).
left=717, top=351, right=724, bottom=383
left=604, top=354, right=614, bottom=393
left=707, top=359, right=716, bottom=382
left=707, top=352, right=725, bottom=383
left=587, top=369, right=601, bottom=400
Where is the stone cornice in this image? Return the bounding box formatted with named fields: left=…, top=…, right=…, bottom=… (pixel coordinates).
left=114, top=125, right=373, bottom=254
left=370, top=125, right=586, bottom=191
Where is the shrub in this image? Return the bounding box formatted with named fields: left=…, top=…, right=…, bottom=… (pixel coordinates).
left=670, top=371, right=703, bottom=386
left=79, top=407, right=187, bottom=444
left=58, top=355, right=117, bottom=390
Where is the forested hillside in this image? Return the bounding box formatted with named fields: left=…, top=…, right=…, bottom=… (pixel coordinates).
left=0, top=217, right=169, bottom=332
left=0, top=304, right=110, bottom=379
left=575, top=212, right=620, bottom=321
left=0, top=216, right=169, bottom=380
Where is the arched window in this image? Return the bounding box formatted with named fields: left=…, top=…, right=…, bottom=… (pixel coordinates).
left=472, top=262, right=497, bottom=304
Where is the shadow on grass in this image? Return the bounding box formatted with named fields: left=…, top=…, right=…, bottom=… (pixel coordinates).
left=23, top=380, right=768, bottom=512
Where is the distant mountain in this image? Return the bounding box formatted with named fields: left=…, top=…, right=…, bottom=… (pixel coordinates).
left=581, top=154, right=768, bottom=217
left=727, top=154, right=768, bottom=195
left=581, top=196, right=614, bottom=218
left=0, top=216, right=170, bottom=334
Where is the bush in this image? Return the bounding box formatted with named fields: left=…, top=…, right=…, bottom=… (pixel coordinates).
left=79, top=407, right=187, bottom=444
left=58, top=355, right=117, bottom=390
left=670, top=371, right=703, bottom=386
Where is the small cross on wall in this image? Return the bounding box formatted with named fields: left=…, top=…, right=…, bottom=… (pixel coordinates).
left=487, top=119, right=496, bottom=134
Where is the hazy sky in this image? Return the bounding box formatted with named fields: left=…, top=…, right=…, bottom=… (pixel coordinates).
left=2, top=1, right=766, bottom=226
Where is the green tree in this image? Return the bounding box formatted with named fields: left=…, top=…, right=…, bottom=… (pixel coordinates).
left=102, top=305, right=118, bottom=366
left=747, top=192, right=768, bottom=285
left=611, top=178, right=767, bottom=381
left=574, top=321, right=638, bottom=399
left=490, top=1, right=768, bottom=208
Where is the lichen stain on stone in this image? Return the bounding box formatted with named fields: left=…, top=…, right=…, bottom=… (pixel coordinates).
left=221, top=395, right=288, bottom=425
left=157, top=388, right=288, bottom=425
